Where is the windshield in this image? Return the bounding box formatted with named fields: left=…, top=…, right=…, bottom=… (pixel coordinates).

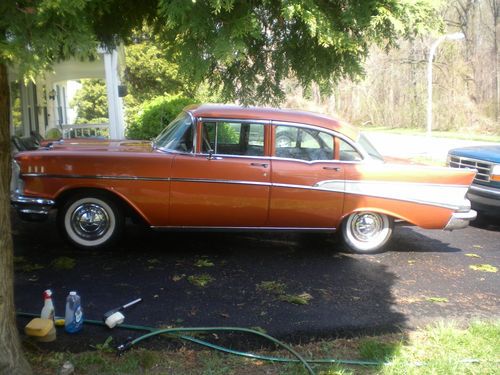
left=358, top=133, right=384, bottom=162
left=154, top=112, right=194, bottom=152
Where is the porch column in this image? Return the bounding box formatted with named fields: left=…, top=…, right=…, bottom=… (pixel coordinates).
left=103, top=49, right=125, bottom=139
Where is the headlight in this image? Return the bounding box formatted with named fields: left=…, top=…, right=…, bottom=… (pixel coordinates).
left=491, top=165, right=500, bottom=182
left=10, top=160, right=24, bottom=195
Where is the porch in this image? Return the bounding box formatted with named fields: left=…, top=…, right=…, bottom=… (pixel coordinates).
left=8, top=47, right=126, bottom=142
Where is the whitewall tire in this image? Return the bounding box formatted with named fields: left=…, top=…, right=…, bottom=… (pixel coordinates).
left=341, top=212, right=393, bottom=254
left=58, top=193, right=124, bottom=249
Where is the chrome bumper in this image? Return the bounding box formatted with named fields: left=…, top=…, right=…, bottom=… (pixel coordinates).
left=11, top=193, right=55, bottom=220
left=444, top=209, right=477, bottom=231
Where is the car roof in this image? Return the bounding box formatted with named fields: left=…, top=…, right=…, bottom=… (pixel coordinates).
left=185, top=104, right=359, bottom=141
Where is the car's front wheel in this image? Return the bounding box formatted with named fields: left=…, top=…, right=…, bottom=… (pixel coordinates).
left=341, top=212, right=393, bottom=254
left=58, top=193, right=124, bottom=249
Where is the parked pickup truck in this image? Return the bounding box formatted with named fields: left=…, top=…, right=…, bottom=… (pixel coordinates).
left=447, top=145, right=500, bottom=217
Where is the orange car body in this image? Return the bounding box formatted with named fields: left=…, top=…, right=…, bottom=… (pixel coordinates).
left=11, top=104, right=476, bottom=251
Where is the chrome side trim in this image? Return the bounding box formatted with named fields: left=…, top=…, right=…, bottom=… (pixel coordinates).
left=196, top=153, right=272, bottom=161
left=151, top=226, right=336, bottom=232
left=170, top=178, right=271, bottom=187
left=269, top=157, right=360, bottom=165
left=20, top=172, right=470, bottom=211
left=314, top=179, right=470, bottom=211
left=21, top=173, right=170, bottom=181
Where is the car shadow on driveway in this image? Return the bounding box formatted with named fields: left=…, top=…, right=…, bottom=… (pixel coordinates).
left=13, top=215, right=413, bottom=351
left=385, top=226, right=462, bottom=254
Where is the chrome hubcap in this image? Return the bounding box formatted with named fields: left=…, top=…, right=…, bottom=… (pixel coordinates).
left=71, top=203, right=110, bottom=240
left=351, top=213, right=383, bottom=242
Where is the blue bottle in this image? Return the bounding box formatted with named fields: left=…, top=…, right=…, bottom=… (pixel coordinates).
left=65, top=291, right=83, bottom=333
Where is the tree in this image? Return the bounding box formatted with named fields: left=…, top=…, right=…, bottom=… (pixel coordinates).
left=124, top=35, right=188, bottom=104
left=70, top=79, right=109, bottom=124
left=154, top=0, right=443, bottom=105
left=1, top=1, right=442, bottom=373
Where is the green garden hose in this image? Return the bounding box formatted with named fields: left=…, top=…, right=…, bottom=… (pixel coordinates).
left=15, top=311, right=390, bottom=374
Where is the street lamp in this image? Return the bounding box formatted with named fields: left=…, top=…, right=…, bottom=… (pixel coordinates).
left=426, top=32, right=465, bottom=137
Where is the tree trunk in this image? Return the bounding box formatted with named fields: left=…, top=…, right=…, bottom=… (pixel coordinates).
left=0, top=63, right=32, bottom=375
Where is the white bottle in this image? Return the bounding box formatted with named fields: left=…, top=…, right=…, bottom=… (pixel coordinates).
left=41, top=289, right=55, bottom=320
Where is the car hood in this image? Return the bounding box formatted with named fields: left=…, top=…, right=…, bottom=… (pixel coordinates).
left=46, top=139, right=154, bottom=153
left=449, top=145, right=500, bottom=163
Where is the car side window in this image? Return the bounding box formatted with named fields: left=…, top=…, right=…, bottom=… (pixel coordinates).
left=201, top=121, right=265, bottom=156
left=274, top=125, right=334, bottom=161
left=338, top=138, right=363, bottom=161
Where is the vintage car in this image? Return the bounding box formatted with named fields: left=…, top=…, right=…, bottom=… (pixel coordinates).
left=447, top=145, right=500, bottom=217
left=11, top=104, right=477, bottom=253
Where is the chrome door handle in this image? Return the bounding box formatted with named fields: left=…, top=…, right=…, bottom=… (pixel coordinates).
left=250, top=162, right=268, bottom=168
left=323, top=166, right=341, bottom=171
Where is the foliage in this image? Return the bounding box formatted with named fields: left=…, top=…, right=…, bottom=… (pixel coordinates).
left=256, top=281, right=313, bottom=305
left=70, top=79, right=108, bottom=124
left=126, top=95, right=194, bottom=140
left=25, top=320, right=500, bottom=375
left=155, top=0, right=443, bottom=105
left=45, top=128, right=62, bottom=140
left=0, top=1, right=98, bottom=81
left=187, top=273, right=215, bottom=288
left=124, top=36, right=187, bottom=104
left=50, top=256, right=76, bottom=270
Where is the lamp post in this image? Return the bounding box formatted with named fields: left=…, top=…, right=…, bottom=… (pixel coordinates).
left=426, top=32, right=465, bottom=137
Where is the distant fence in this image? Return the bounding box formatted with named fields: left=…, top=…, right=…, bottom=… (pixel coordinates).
left=61, top=123, right=109, bottom=139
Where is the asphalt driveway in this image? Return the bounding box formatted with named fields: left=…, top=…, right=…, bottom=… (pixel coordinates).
left=13, top=212, right=499, bottom=351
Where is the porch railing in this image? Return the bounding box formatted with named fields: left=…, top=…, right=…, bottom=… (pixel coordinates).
left=61, top=123, right=109, bottom=139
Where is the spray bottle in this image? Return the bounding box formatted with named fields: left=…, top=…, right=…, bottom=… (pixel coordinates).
left=40, top=289, right=55, bottom=321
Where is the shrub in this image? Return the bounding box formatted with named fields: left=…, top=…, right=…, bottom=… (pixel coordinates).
left=126, top=95, right=195, bottom=140
left=45, top=128, right=62, bottom=140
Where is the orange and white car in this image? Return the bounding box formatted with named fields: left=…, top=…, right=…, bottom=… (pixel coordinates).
left=11, top=104, right=477, bottom=253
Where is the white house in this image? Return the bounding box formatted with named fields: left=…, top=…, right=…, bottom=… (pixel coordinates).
left=8, top=47, right=126, bottom=140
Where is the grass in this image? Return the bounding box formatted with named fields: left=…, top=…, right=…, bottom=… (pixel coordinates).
left=50, top=256, right=76, bottom=270
left=469, top=264, right=498, bottom=273
left=256, top=281, right=313, bottom=305
left=194, top=257, right=215, bottom=268
left=187, top=273, right=215, bottom=287
left=364, top=126, right=500, bottom=142
left=14, top=256, right=45, bottom=273
left=25, top=320, right=499, bottom=374
left=425, top=297, right=449, bottom=303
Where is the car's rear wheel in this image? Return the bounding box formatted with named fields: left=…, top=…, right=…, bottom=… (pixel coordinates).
left=341, top=211, right=393, bottom=254
left=58, top=193, right=124, bottom=249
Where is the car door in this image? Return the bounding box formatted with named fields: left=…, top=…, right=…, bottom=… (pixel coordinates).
left=269, top=124, right=345, bottom=228
left=169, top=119, right=271, bottom=227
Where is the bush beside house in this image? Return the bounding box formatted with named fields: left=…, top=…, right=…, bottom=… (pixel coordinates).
left=125, top=95, right=194, bottom=140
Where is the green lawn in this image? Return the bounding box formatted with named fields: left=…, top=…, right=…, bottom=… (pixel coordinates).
left=25, top=320, right=499, bottom=374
